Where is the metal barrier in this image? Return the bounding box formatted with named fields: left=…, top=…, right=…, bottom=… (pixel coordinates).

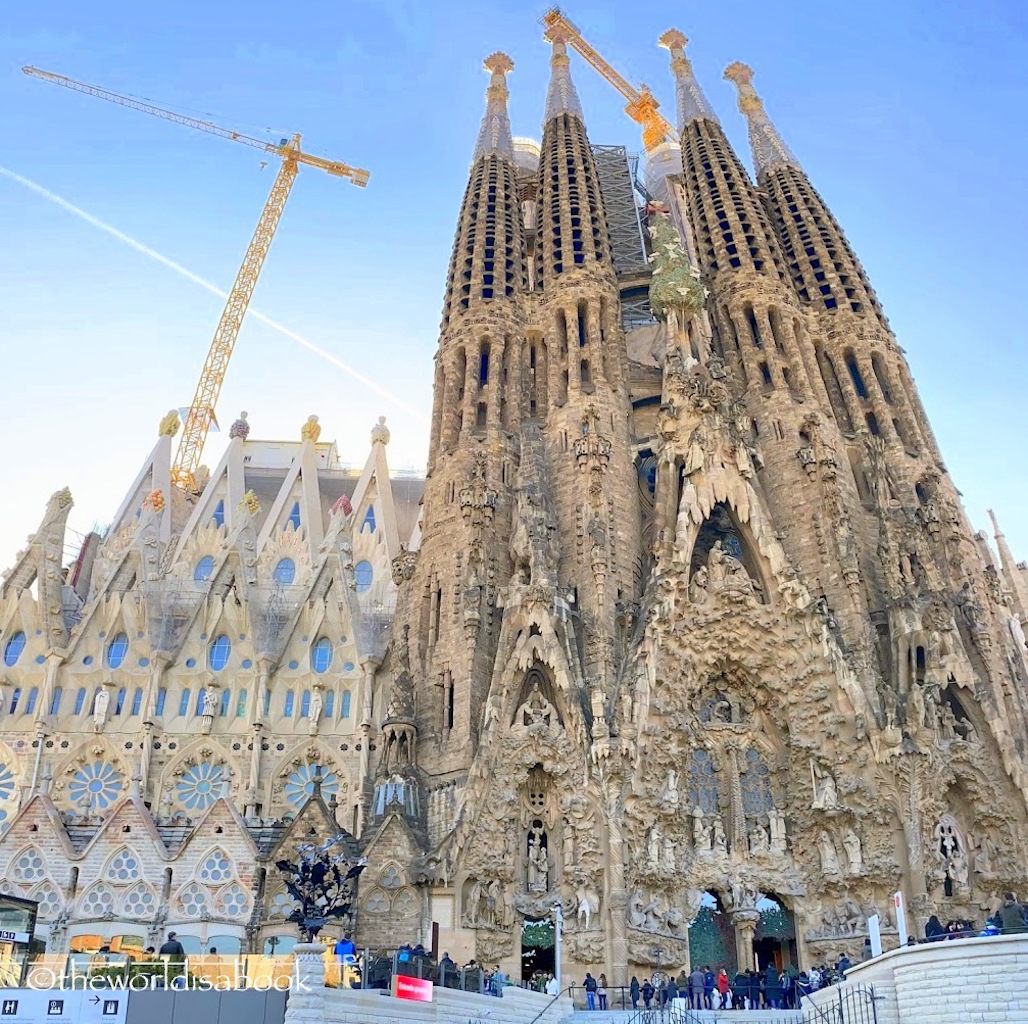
left=803, top=983, right=878, bottom=1024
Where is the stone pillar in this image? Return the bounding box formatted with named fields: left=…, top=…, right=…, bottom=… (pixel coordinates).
left=284, top=942, right=326, bottom=1024
left=733, top=909, right=759, bottom=974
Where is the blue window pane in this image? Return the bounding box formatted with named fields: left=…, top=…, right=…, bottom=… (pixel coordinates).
left=220, top=689, right=231, bottom=716
left=3, top=632, right=26, bottom=667
left=131, top=688, right=142, bottom=716
left=50, top=688, right=63, bottom=715
left=74, top=688, right=86, bottom=715
left=212, top=500, right=225, bottom=527
left=300, top=691, right=310, bottom=718
left=362, top=506, right=376, bottom=534
left=324, top=691, right=335, bottom=718
left=179, top=689, right=191, bottom=717
left=196, top=689, right=206, bottom=716
left=194, top=556, right=215, bottom=582
left=263, top=690, right=271, bottom=717
left=288, top=502, right=301, bottom=530
left=284, top=691, right=295, bottom=717
left=354, top=561, right=373, bottom=592
left=155, top=689, right=167, bottom=716
left=9, top=689, right=20, bottom=714
left=209, top=635, right=231, bottom=671
left=106, top=633, right=129, bottom=669
left=341, top=690, right=352, bottom=719
left=115, top=688, right=126, bottom=715
left=310, top=637, right=333, bottom=674
left=25, top=688, right=38, bottom=715
left=236, top=690, right=247, bottom=718
left=273, top=558, right=296, bottom=585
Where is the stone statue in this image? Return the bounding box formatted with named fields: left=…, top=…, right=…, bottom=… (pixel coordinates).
left=158, top=410, right=181, bottom=437
left=842, top=830, right=862, bottom=875
left=769, top=809, right=787, bottom=854
left=973, top=835, right=998, bottom=877
left=661, top=834, right=677, bottom=873
left=202, top=690, right=218, bottom=718
left=707, top=540, right=729, bottom=586
left=818, top=831, right=841, bottom=877
left=628, top=890, right=646, bottom=929
left=950, top=846, right=969, bottom=886
left=310, top=688, right=324, bottom=726
left=692, top=806, right=709, bottom=850
left=92, top=688, right=110, bottom=732
left=301, top=415, right=321, bottom=442
left=647, top=826, right=663, bottom=871
left=712, top=814, right=727, bottom=854
left=689, top=565, right=709, bottom=605
left=464, top=879, right=483, bottom=926
left=228, top=411, right=250, bottom=440
left=527, top=833, right=549, bottom=893
left=658, top=769, right=680, bottom=812
left=749, top=822, right=770, bottom=855
left=811, top=761, right=839, bottom=810
left=576, top=884, right=599, bottom=930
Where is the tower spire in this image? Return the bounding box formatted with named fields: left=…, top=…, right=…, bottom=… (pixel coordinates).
left=543, top=27, right=584, bottom=122
left=724, top=62, right=799, bottom=175
left=659, top=29, right=719, bottom=128
left=473, top=52, right=515, bottom=161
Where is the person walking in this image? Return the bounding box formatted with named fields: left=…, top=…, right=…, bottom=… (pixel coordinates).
left=630, top=975, right=640, bottom=1009
left=716, top=968, right=731, bottom=1009
left=641, top=978, right=654, bottom=1009
left=583, top=972, right=597, bottom=1010
left=597, top=973, right=608, bottom=1010
left=764, top=965, right=782, bottom=1009
left=999, top=892, right=1027, bottom=934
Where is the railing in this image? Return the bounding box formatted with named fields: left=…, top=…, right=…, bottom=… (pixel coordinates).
left=803, top=983, right=878, bottom=1024
left=526, top=985, right=573, bottom=1024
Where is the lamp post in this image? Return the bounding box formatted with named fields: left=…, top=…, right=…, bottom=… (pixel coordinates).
left=551, top=902, right=563, bottom=991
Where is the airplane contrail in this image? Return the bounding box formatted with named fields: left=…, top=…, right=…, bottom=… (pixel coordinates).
left=0, top=164, right=429, bottom=423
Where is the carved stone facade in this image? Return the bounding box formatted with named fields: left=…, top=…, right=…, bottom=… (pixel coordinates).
left=2, top=22, right=1027, bottom=985
left=363, top=32, right=1028, bottom=984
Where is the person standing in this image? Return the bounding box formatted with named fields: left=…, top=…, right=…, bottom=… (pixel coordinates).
left=597, top=973, right=608, bottom=1010
left=716, top=968, right=730, bottom=1009
left=703, top=965, right=715, bottom=1009
left=999, top=892, right=1027, bottom=934
left=583, top=972, right=597, bottom=1010
left=630, top=975, right=640, bottom=1009
left=689, top=966, right=705, bottom=1010
left=641, top=978, right=654, bottom=1009
left=546, top=973, right=560, bottom=996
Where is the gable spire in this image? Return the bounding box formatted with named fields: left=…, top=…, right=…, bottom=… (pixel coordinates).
left=473, top=52, right=515, bottom=161
left=724, top=62, right=799, bottom=175
left=659, top=29, right=719, bottom=128
left=543, top=26, right=584, bottom=122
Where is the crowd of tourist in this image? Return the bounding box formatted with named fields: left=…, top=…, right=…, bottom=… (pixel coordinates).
left=621, top=965, right=810, bottom=1011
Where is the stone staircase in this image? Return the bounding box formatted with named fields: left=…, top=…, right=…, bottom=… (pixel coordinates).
left=562, top=1010, right=804, bottom=1024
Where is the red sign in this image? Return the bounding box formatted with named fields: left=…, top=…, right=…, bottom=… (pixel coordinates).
left=393, top=975, right=433, bottom=1002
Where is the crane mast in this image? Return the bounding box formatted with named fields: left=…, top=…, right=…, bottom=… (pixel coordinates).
left=24, top=65, right=369, bottom=491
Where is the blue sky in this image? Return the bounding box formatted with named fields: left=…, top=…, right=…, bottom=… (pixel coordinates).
left=1, top=0, right=1026, bottom=569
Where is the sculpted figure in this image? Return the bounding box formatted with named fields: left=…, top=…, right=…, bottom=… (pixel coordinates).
left=661, top=835, right=677, bottom=873
left=464, top=880, right=483, bottom=926
left=527, top=833, right=549, bottom=894
left=202, top=689, right=218, bottom=718
left=628, top=890, right=646, bottom=929
left=92, top=688, right=110, bottom=732
left=689, top=565, right=709, bottom=605
left=309, top=688, right=323, bottom=726
left=842, top=830, right=862, bottom=875
left=748, top=822, right=770, bottom=855
left=811, top=761, right=839, bottom=810
left=768, top=809, right=787, bottom=854
left=300, top=414, right=321, bottom=442
left=819, top=831, right=841, bottom=877
left=712, top=814, right=727, bottom=854
left=658, top=769, right=680, bottom=812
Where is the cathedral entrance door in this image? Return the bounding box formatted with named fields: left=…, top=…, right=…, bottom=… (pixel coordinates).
left=520, top=918, right=555, bottom=984
left=688, top=891, right=736, bottom=976
left=752, top=895, right=797, bottom=973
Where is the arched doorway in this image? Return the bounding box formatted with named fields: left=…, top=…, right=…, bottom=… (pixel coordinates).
left=688, top=891, right=735, bottom=975
left=521, top=918, right=555, bottom=984
left=752, top=894, right=796, bottom=972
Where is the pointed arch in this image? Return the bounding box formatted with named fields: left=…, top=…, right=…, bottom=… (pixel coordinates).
left=688, top=502, right=769, bottom=603
left=103, top=846, right=143, bottom=885
left=78, top=881, right=116, bottom=918
left=121, top=881, right=158, bottom=919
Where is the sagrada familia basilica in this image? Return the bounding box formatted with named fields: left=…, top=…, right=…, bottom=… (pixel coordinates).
left=1, top=24, right=1027, bottom=982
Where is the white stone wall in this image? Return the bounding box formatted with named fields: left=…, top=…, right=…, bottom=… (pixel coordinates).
left=805, top=933, right=1028, bottom=1024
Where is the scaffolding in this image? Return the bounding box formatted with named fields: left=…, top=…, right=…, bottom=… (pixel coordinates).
left=590, top=144, right=656, bottom=331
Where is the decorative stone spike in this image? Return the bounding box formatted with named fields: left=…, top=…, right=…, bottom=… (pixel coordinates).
left=724, top=62, right=800, bottom=174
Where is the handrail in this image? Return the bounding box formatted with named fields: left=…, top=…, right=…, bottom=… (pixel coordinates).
left=526, top=984, right=573, bottom=1024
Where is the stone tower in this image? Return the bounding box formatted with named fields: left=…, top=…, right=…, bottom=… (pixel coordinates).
left=367, top=27, right=1028, bottom=985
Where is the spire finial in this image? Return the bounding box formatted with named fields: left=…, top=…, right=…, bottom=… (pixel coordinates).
left=659, top=29, right=719, bottom=128
left=724, top=62, right=799, bottom=174
left=543, top=26, right=584, bottom=122
left=473, top=52, right=516, bottom=161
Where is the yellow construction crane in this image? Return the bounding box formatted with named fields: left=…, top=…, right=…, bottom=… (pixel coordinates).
left=23, top=66, right=369, bottom=491
left=540, top=7, right=679, bottom=153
